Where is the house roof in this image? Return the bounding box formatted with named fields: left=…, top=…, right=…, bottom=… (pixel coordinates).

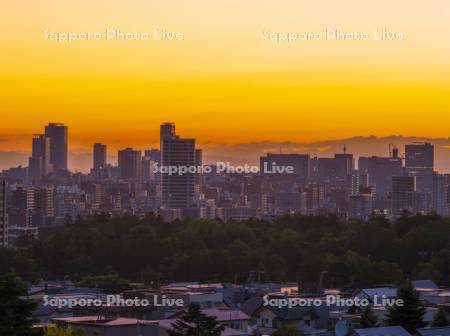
left=146, top=318, right=249, bottom=336
left=265, top=306, right=317, bottom=320
left=52, top=316, right=153, bottom=327
left=360, top=287, right=398, bottom=299
left=353, top=326, right=411, bottom=336
left=169, top=308, right=250, bottom=322
left=412, top=280, right=439, bottom=290
left=202, top=308, right=251, bottom=321
left=416, top=327, right=450, bottom=336
left=239, top=296, right=264, bottom=316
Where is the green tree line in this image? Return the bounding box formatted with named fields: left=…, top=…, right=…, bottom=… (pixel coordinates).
left=1, top=213, right=449, bottom=287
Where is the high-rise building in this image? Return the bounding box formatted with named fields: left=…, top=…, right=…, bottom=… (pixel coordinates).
left=144, top=149, right=161, bottom=163
left=45, top=123, right=68, bottom=171
left=8, top=185, right=34, bottom=227
left=118, top=148, right=142, bottom=180
left=28, top=134, right=51, bottom=183
left=359, top=155, right=403, bottom=199
left=0, top=180, right=8, bottom=247
left=160, top=123, right=197, bottom=209
left=33, top=187, right=55, bottom=226
left=405, top=142, right=434, bottom=173
left=348, top=193, right=373, bottom=221
left=260, top=153, right=310, bottom=183
left=317, top=152, right=353, bottom=187
left=391, top=175, right=415, bottom=218
left=432, top=173, right=448, bottom=217
left=93, top=143, right=107, bottom=170
left=141, top=157, right=155, bottom=182
left=349, top=170, right=369, bottom=196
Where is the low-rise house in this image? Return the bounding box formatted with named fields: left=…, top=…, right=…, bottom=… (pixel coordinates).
left=351, top=326, right=411, bottom=336
left=53, top=310, right=251, bottom=336
left=416, top=326, right=450, bottom=336
left=353, top=287, right=398, bottom=305
left=412, top=280, right=439, bottom=291
left=53, top=316, right=157, bottom=336
left=169, top=307, right=251, bottom=332
left=253, top=305, right=321, bottom=334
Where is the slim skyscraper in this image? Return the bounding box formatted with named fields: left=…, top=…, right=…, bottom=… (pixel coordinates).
left=28, top=134, right=51, bottom=183
left=93, top=143, right=107, bottom=170
left=0, top=180, right=8, bottom=247
left=160, top=123, right=196, bottom=209
left=432, top=173, right=449, bottom=217
left=118, top=148, right=142, bottom=180
left=45, top=123, right=68, bottom=171
left=33, top=187, right=55, bottom=226
left=391, top=175, right=416, bottom=218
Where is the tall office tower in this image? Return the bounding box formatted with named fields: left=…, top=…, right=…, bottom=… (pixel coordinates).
left=33, top=187, right=55, bottom=226
left=118, top=148, right=142, bottom=180
left=349, top=170, right=369, bottom=196
left=335, top=151, right=355, bottom=174
left=28, top=134, right=51, bottom=183
left=317, top=152, right=353, bottom=187
left=432, top=173, right=448, bottom=217
left=141, top=157, right=155, bottom=182
left=391, top=175, right=416, bottom=219
left=359, top=155, right=403, bottom=199
left=195, top=148, right=204, bottom=191
left=144, top=149, right=161, bottom=183
left=405, top=142, right=434, bottom=173
left=0, top=180, right=8, bottom=247
left=93, top=143, right=107, bottom=170
left=260, top=153, right=310, bottom=184
left=446, top=174, right=450, bottom=211
left=45, top=123, right=68, bottom=171
left=144, top=149, right=161, bottom=163
left=160, top=123, right=196, bottom=209
left=93, top=183, right=106, bottom=209
left=9, top=186, right=34, bottom=227
left=348, top=193, right=373, bottom=221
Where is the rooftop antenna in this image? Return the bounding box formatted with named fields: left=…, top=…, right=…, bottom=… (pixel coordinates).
left=343, top=145, right=347, bottom=154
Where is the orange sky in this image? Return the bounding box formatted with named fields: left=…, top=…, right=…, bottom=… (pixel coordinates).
left=1, top=0, right=450, bottom=153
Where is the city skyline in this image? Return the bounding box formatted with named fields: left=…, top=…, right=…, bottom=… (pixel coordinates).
left=2, top=127, right=450, bottom=173
left=2, top=121, right=449, bottom=226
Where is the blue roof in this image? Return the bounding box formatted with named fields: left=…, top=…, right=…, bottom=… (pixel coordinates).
left=412, top=280, right=439, bottom=290
left=416, top=327, right=450, bottom=336
left=361, top=287, right=398, bottom=299
left=353, top=326, right=411, bottom=336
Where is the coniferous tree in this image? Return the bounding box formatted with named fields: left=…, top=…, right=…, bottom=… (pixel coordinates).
left=168, top=303, right=225, bottom=336
left=386, top=282, right=426, bottom=333
left=0, top=271, right=37, bottom=336
left=360, top=306, right=378, bottom=328
left=431, top=307, right=449, bottom=327
left=43, top=326, right=86, bottom=336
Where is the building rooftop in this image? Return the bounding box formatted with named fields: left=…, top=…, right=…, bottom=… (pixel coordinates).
left=353, top=326, right=411, bottom=336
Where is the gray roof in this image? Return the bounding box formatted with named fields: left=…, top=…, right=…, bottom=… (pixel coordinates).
left=353, top=326, right=411, bottom=336
left=239, top=296, right=264, bottom=316
left=267, top=306, right=317, bottom=320
left=416, top=327, right=450, bottom=336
